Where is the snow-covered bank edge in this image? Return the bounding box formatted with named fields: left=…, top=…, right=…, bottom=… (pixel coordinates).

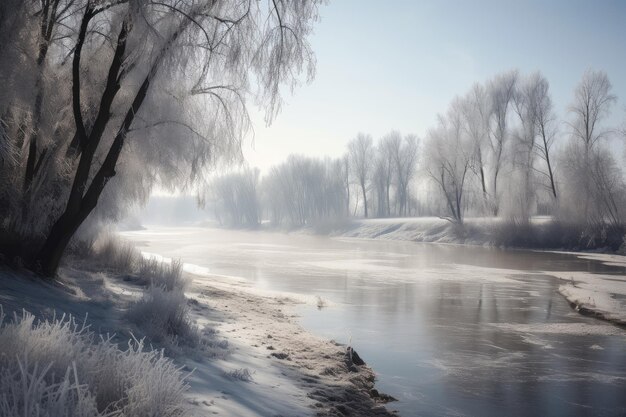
left=548, top=254, right=626, bottom=326
left=0, top=262, right=396, bottom=416
left=183, top=269, right=397, bottom=416
left=330, top=217, right=626, bottom=252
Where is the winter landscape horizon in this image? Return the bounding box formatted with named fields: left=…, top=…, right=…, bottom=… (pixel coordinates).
left=1, top=1, right=625, bottom=417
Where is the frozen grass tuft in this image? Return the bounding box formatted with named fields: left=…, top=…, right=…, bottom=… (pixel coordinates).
left=0, top=359, right=100, bottom=417
left=126, top=286, right=198, bottom=350
left=138, top=257, right=188, bottom=292
left=85, top=233, right=142, bottom=275
left=0, top=307, right=189, bottom=417
left=87, top=234, right=188, bottom=292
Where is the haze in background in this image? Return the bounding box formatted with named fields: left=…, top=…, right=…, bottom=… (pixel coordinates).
left=244, top=0, right=626, bottom=172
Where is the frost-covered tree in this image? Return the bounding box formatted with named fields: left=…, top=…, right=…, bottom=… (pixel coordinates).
left=487, top=70, right=518, bottom=216
left=347, top=133, right=373, bottom=218
left=0, top=0, right=322, bottom=276
left=210, top=168, right=260, bottom=228
left=531, top=74, right=558, bottom=201
left=511, top=73, right=543, bottom=221
left=372, top=135, right=395, bottom=217
left=424, top=101, right=473, bottom=224
left=262, top=155, right=346, bottom=226
left=460, top=83, right=490, bottom=209
left=392, top=134, right=419, bottom=217
left=564, top=70, right=617, bottom=221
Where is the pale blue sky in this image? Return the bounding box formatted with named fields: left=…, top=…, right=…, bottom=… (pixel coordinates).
left=244, top=0, right=626, bottom=171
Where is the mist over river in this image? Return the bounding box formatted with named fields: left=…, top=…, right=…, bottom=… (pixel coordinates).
left=122, top=227, right=626, bottom=417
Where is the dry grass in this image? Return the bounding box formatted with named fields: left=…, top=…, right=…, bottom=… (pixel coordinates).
left=0, top=308, right=189, bottom=417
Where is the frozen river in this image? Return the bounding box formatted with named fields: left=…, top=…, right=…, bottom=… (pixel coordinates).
left=123, top=226, right=626, bottom=417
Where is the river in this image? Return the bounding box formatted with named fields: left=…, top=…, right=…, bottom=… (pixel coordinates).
left=122, top=226, right=626, bottom=417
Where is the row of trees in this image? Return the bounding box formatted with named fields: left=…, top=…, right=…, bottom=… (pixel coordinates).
left=209, top=156, right=345, bottom=227
left=0, top=0, right=322, bottom=276
left=424, top=69, right=625, bottom=226
left=209, top=69, right=625, bottom=230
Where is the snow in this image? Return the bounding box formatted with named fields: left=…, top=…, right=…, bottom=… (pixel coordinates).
left=338, top=217, right=477, bottom=244
left=542, top=253, right=626, bottom=325
left=0, top=263, right=394, bottom=417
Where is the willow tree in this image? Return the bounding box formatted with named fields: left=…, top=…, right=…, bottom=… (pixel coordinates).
left=0, top=0, right=322, bottom=276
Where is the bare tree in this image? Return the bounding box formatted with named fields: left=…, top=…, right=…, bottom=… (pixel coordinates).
left=569, top=70, right=617, bottom=151
left=377, top=134, right=396, bottom=217
left=372, top=151, right=388, bottom=217
left=425, top=102, right=473, bottom=224
left=392, top=134, right=419, bottom=217
left=487, top=70, right=518, bottom=216
left=262, top=155, right=346, bottom=226
left=567, top=69, right=617, bottom=218
left=342, top=153, right=351, bottom=216
left=460, top=83, right=490, bottom=210
left=210, top=167, right=260, bottom=227
left=348, top=133, right=374, bottom=218
left=512, top=73, right=541, bottom=221
left=531, top=73, right=558, bottom=200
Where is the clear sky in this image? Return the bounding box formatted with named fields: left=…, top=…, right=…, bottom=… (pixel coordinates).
left=242, top=0, right=626, bottom=172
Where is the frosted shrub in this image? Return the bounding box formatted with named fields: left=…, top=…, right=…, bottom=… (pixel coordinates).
left=138, top=257, right=187, bottom=292
left=0, top=308, right=189, bottom=417
left=126, top=287, right=199, bottom=351
left=89, top=234, right=141, bottom=274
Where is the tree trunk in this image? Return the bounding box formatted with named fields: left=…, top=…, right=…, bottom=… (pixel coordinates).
left=36, top=12, right=186, bottom=277
left=361, top=180, right=368, bottom=218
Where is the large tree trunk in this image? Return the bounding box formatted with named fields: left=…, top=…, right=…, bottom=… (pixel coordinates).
left=36, top=11, right=186, bottom=277
left=36, top=184, right=101, bottom=275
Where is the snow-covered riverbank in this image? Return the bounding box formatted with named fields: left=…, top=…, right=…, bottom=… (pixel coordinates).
left=548, top=253, right=626, bottom=326
left=0, top=263, right=395, bottom=416
left=332, top=217, right=625, bottom=251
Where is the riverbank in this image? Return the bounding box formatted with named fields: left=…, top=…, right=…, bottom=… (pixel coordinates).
left=330, top=218, right=626, bottom=326
left=330, top=217, right=625, bottom=252
left=545, top=253, right=626, bottom=326
left=0, top=261, right=395, bottom=416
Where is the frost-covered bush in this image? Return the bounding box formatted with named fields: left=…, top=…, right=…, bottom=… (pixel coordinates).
left=86, top=234, right=141, bottom=275
left=126, top=285, right=228, bottom=357
left=126, top=287, right=197, bottom=349
left=138, top=257, right=187, bottom=292
left=0, top=308, right=189, bottom=417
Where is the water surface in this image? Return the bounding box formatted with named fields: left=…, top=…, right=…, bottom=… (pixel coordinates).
left=123, top=226, right=626, bottom=417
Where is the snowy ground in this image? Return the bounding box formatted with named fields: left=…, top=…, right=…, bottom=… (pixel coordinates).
left=333, top=217, right=504, bottom=245
left=332, top=217, right=474, bottom=244
left=547, top=253, right=626, bottom=325
left=0, top=263, right=395, bottom=417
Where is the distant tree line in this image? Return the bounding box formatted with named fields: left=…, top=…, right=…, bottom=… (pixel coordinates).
left=209, top=69, right=626, bottom=234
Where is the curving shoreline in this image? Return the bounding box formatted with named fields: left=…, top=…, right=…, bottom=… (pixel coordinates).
left=184, top=270, right=398, bottom=416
